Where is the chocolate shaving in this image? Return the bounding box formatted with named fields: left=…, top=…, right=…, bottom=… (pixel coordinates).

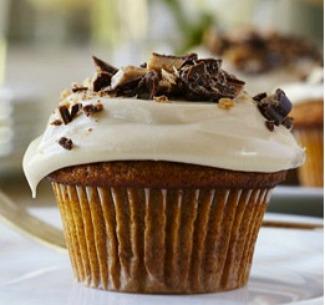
left=83, top=103, right=104, bottom=116
left=255, top=89, right=294, bottom=130
left=58, top=103, right=81, bottom=125
left=92, top=56, right=118, bottom=92
left=70, top=103, right=82, bottom=119
left=72, top=84, right=88, bottom=93
left=58, top=137, right=73, bottom=150
left=93, top=72, right=112, bottom=92
left=59, top=105, right=72, bottom=124
left=92, top=56, right=118, bottom=74
left=88, top=53, right=245, bottom=102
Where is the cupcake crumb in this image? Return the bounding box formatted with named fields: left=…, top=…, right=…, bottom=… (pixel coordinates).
left=83, top=103, right=104, bottom=116
left=50, top=119, right=63, bottom=126
left=60, top=89, right=71, bottom=100
left=154, top=95, right=170, bottom=103
left=218, top=98, right=235, bottom=110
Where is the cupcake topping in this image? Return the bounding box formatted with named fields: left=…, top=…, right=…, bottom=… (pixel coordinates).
left=58, top=137, right=73, bottom=150
left=254, top=89, right=293, bottom=131
left=86, top=53, right=246, bottom=102
left=58, top=103, right=82, bottom=124
left=205, top=29, right=321, bottom=74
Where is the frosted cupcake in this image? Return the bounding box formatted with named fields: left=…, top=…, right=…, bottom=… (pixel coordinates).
left=204, top=28, right=321, bottom=94
left=23, top=53, right=304, bottom=293
left=282, top=67, right=323, bottom=187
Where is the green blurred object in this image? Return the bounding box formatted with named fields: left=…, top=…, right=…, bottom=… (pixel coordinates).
left=162, top=0, right=215, bottom=53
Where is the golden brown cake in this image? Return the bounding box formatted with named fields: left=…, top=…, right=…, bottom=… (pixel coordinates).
left=23, top=53, right=304, bottom=293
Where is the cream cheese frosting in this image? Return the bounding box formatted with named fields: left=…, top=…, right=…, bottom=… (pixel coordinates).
left=23, top=92, right=304, bottom=196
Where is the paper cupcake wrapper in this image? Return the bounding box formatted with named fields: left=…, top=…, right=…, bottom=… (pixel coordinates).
left=52, top=183, right=271, bottom=293
left=294, top=128, right=323, bottom=187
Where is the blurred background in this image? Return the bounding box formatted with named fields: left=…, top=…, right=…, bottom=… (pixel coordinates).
left=0, top=0, right=323, bottom=216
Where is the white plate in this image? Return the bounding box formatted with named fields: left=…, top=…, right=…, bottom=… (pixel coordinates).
left=0, top=210, right=323, bottom=305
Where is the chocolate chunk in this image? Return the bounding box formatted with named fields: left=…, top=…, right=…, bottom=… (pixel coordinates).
left=275, top=88, right=292, bottom=116
left=83, top=103, right=104, bottom=116
left=136, top=71, right=160, bottom=99
left=93, top=72, right=112, bottom=92
left=256, top=89, right=294, bottom=129
left=58, top=137, right=73, bottom=150
left=265, top=120, right=275, bottom=131
left=50, top=119, right=62, bottom=126
left=253, top=92, right=267, bottom=102
left=89, top=52, right=245, bottom=102
left=70, top=103, right=82, bottom=119
left=59, top=105, right=72, bottom=124
left=92, top=56, right=118, bottom=74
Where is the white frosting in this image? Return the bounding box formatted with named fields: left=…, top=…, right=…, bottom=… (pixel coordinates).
left=280, top=67, right=323, bottom=105
left=23, top=93, right=304, bottom=197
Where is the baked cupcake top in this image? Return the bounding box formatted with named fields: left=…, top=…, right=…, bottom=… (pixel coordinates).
left=23, top=53, right=304, bottom=196
left=204, top=28, right=321, bottom=75
left=203, top=28, right=321, bottom=93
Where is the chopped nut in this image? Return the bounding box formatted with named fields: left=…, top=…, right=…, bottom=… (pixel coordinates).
left=218, top=98, right=235, bottom=109
left=154, top=95, right=170, bottom=103
left=60, top=89, right=71, bottom=100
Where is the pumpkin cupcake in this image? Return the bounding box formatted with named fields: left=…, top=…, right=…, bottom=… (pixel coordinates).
left=204, top=28, right=321, bottom=94
left=23, top=53, right=304, bottom=293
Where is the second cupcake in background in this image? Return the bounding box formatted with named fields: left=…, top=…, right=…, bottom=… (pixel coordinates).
left=204, top=28, right=321, bottom=94
left=283, top=67, right=323, bottom=187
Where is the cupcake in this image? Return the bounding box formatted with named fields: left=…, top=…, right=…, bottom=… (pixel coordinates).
left=204, top=28, right=321, bottom=94
left=23, top=53, right=304, bottom=293
left=282, top=67, right=323, bottom=187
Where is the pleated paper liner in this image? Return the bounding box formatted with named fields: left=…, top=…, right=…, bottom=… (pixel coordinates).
left=52, top=182, right=271, bottom=293
left=294, top=128, right=323, bottom=187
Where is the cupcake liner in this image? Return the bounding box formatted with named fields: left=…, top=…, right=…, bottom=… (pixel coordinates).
left=52, top=183, right=271, bottom=293
left=294, top=128, right=323, bottom=187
